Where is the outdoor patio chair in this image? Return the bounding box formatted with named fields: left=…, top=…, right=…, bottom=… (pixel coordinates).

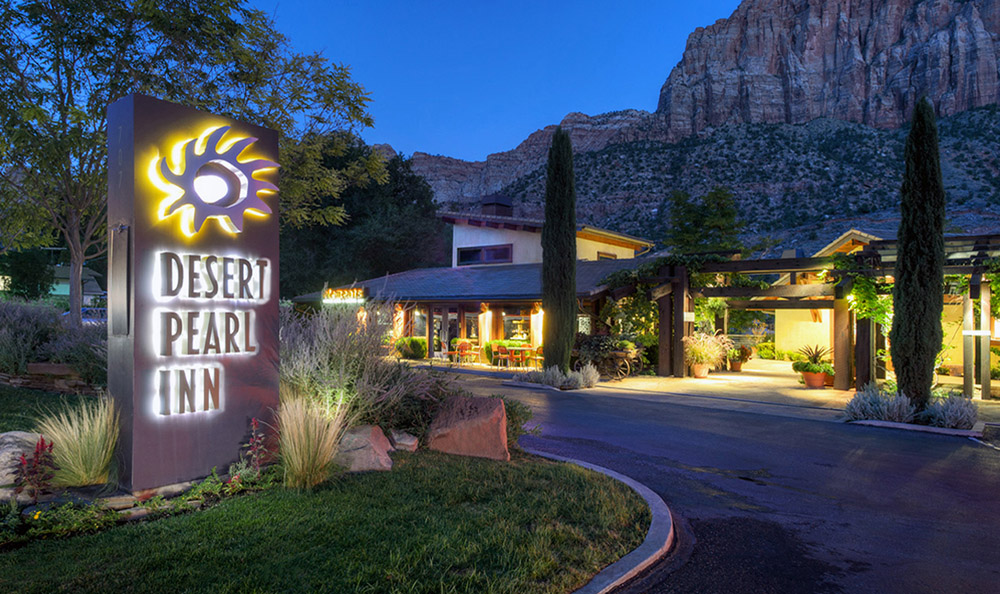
left=457, top=341, right=477, bottom=365
left=527, top=345, right=543, bottom=370
left=495, top=345, right=512, bottom=368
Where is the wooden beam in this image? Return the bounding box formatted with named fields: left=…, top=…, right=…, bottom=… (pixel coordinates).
left=672, top=266, right=688, bottom=378
left=425, top=304, right=435, bottom=358
left=699, top=284, right=835, bottom=298
left=980, top=283, right=992, bottom=399
left=855, top=316, right=874, bottom=389
left=964, top=294, right=975, bottom=397
left=726, top=300, right=834, bottom=310
left=700, top=256, right=835, bottom=274
left=657, top=290, right=672, bottom=377
left=651, top=283, right=673, bottom=301
left=834, top=298, right=852, bottom=390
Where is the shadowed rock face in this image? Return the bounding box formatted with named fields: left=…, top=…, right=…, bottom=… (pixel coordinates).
left=657, top=0, right=1000, bottom=137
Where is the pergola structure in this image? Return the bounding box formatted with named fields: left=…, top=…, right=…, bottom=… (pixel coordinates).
left=640, top=233, right=1000, bottom=398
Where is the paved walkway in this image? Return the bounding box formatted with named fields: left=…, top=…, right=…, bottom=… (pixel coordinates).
left=420, top=357, right=1000, bottom=423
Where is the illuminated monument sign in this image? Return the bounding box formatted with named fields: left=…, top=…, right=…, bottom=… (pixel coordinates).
left=107, top=95, right=279, bottom=491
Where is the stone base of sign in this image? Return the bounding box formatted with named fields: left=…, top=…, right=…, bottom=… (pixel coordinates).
left=427, top=397, right=510, bottom=461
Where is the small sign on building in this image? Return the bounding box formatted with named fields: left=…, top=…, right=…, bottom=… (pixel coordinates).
left=107, top=95, right=280, bottom=492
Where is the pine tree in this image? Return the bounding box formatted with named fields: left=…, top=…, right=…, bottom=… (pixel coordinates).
left=663, top=187, right=743, bottom=254
left=542, top=127, right=577, bottom=373
left=890, top=97, right=945, bottom=410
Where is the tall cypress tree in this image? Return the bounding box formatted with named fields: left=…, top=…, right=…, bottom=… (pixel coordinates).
left=890, top=97, right=945, bottom=410
left=542, top=127, right=577, bottom=373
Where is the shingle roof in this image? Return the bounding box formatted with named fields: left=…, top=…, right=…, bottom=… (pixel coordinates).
left=296, top=258, right=647, bottom=304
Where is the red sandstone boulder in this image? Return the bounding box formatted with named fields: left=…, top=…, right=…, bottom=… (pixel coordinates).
left=427, top=397, right=509, bottom=461
left=335, top=425, right=393, bottom=472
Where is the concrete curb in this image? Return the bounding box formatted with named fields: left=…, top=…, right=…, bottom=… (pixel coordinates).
left=522, top=447, right=675, bottom=594
left=849, top=419, right=984, bottom=438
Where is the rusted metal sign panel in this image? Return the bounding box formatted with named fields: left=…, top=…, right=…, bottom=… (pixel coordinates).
left=107, top=95, right=279, bottom=492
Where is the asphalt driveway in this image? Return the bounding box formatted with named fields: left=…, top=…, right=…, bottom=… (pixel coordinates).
left=454, top=373, right=1000, bottom=593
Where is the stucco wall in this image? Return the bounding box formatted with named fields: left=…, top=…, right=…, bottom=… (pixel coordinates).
left=774, top=309, right=832, bottom=356
left=452, top=225, right=637, bottom=266
left=452, top=226, right=542, bottom=267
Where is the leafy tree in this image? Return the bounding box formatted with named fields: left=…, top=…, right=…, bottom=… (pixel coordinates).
left=0, top=248, right=55, bottom=301
left=280, top=143, right=447, bottom=298
left=542, top=127, right=577, bottom=373
left=0, top=0, right=383, bottom=325
left=663, top=186, right=743, bottom=254
left=890, top=98, right=945, bottom=410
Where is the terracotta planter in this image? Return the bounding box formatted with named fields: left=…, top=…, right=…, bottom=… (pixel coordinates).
left=824, top=372, right=835, bottom=387
left=691, top=363, right=710, bottom=378
left=801, top=371, right=826, bottom=389
left=729, top=360, right=743, bottom=372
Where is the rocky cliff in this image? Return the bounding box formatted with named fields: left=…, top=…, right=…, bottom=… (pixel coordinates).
left=412, top=0, right=1000, bottom=215
left=658, top=0, right=1000, bottom=137
left=411, top=110, right=650, bottom=205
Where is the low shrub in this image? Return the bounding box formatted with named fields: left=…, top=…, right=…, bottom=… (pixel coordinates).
left=844, top=383, right=888, bottom=421
left=756, top=342, right=775, bottom=359
left=922, top=393, right=978, bottom=429
left=36, top=396, right=119, bottom=486
left=522, top=364, right=599, bottom=390
left=579, top=362, right=600, bottom=387
left=278, top=397, right=350, bottom=489
left=354, top=362, right=459, bottom=442
left=497, top=395, right=537, bottom=448
left=394, top=336, right=427, bottom=360
left=0, top=302, right=61, bottom=374
left=791, top=361, right=835, bottom=375
left=39, top=322, right=108, bottom=386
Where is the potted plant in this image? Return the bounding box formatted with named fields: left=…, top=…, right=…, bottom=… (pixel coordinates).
left=683, top=332, right=732, bottom=378
left=791, top=345, right=833, bottom=388
left=727, top=345, right=752, bottom=372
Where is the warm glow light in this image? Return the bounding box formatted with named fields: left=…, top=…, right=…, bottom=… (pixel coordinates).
left=193, top=175, right=229, bottom=204
left=150, top=126, right=278, bottom=236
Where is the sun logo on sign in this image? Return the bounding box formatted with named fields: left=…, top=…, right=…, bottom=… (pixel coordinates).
left=151, top=126, right=278, bottom=236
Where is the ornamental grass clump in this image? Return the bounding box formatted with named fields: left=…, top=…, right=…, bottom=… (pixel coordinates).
left=36, top=396, right=119, bottom=486
left=277, top=396, right=350, bottom=489
left=682, top=332, right=731, bottom=367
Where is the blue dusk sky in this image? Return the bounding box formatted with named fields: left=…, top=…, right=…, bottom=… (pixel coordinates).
left=251, top=0, right=743, bottom=162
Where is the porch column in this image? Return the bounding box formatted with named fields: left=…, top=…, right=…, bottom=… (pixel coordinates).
left=875, top=323, right=886, bottom=379
left=672, top=266, right=689, bottom=378
left=440, top=306, right=451, bottom=357
left=657, top=293, right=672, bottom=377
left=855, top=316, right=874, bottom=389
left=833, top=296, right=852, bottom=390
left=980, top=284, right=992, bottom=399
left=425, top=305, right=435, bottom=359
left=458, top=306, right=467, bottom=339
left=963, top=294, right=975, bottom=398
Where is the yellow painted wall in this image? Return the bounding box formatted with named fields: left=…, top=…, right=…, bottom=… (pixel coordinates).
left=940, top=303, right=965, bottom=369
left=774, top=309, right=832, bottom=355
left=576, top=237, right=636, bottom=261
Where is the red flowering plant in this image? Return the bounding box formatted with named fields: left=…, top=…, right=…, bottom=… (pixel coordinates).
left=247, top=417, right=267, bottom=475
left=15, top=436, right=58, bottom=504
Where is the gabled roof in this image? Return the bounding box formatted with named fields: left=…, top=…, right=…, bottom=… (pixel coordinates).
left=295, top=257, right=646, bottom=304
left=438, top=211, right=654, bottom=250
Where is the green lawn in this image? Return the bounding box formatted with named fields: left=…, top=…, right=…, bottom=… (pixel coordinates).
left=0, top=452, right=649, bottom=594
left=0, top=384, right=89, bottom=433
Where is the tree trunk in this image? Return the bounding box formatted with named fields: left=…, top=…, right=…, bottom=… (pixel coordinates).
left=68, top=247, right=84, bottom=328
